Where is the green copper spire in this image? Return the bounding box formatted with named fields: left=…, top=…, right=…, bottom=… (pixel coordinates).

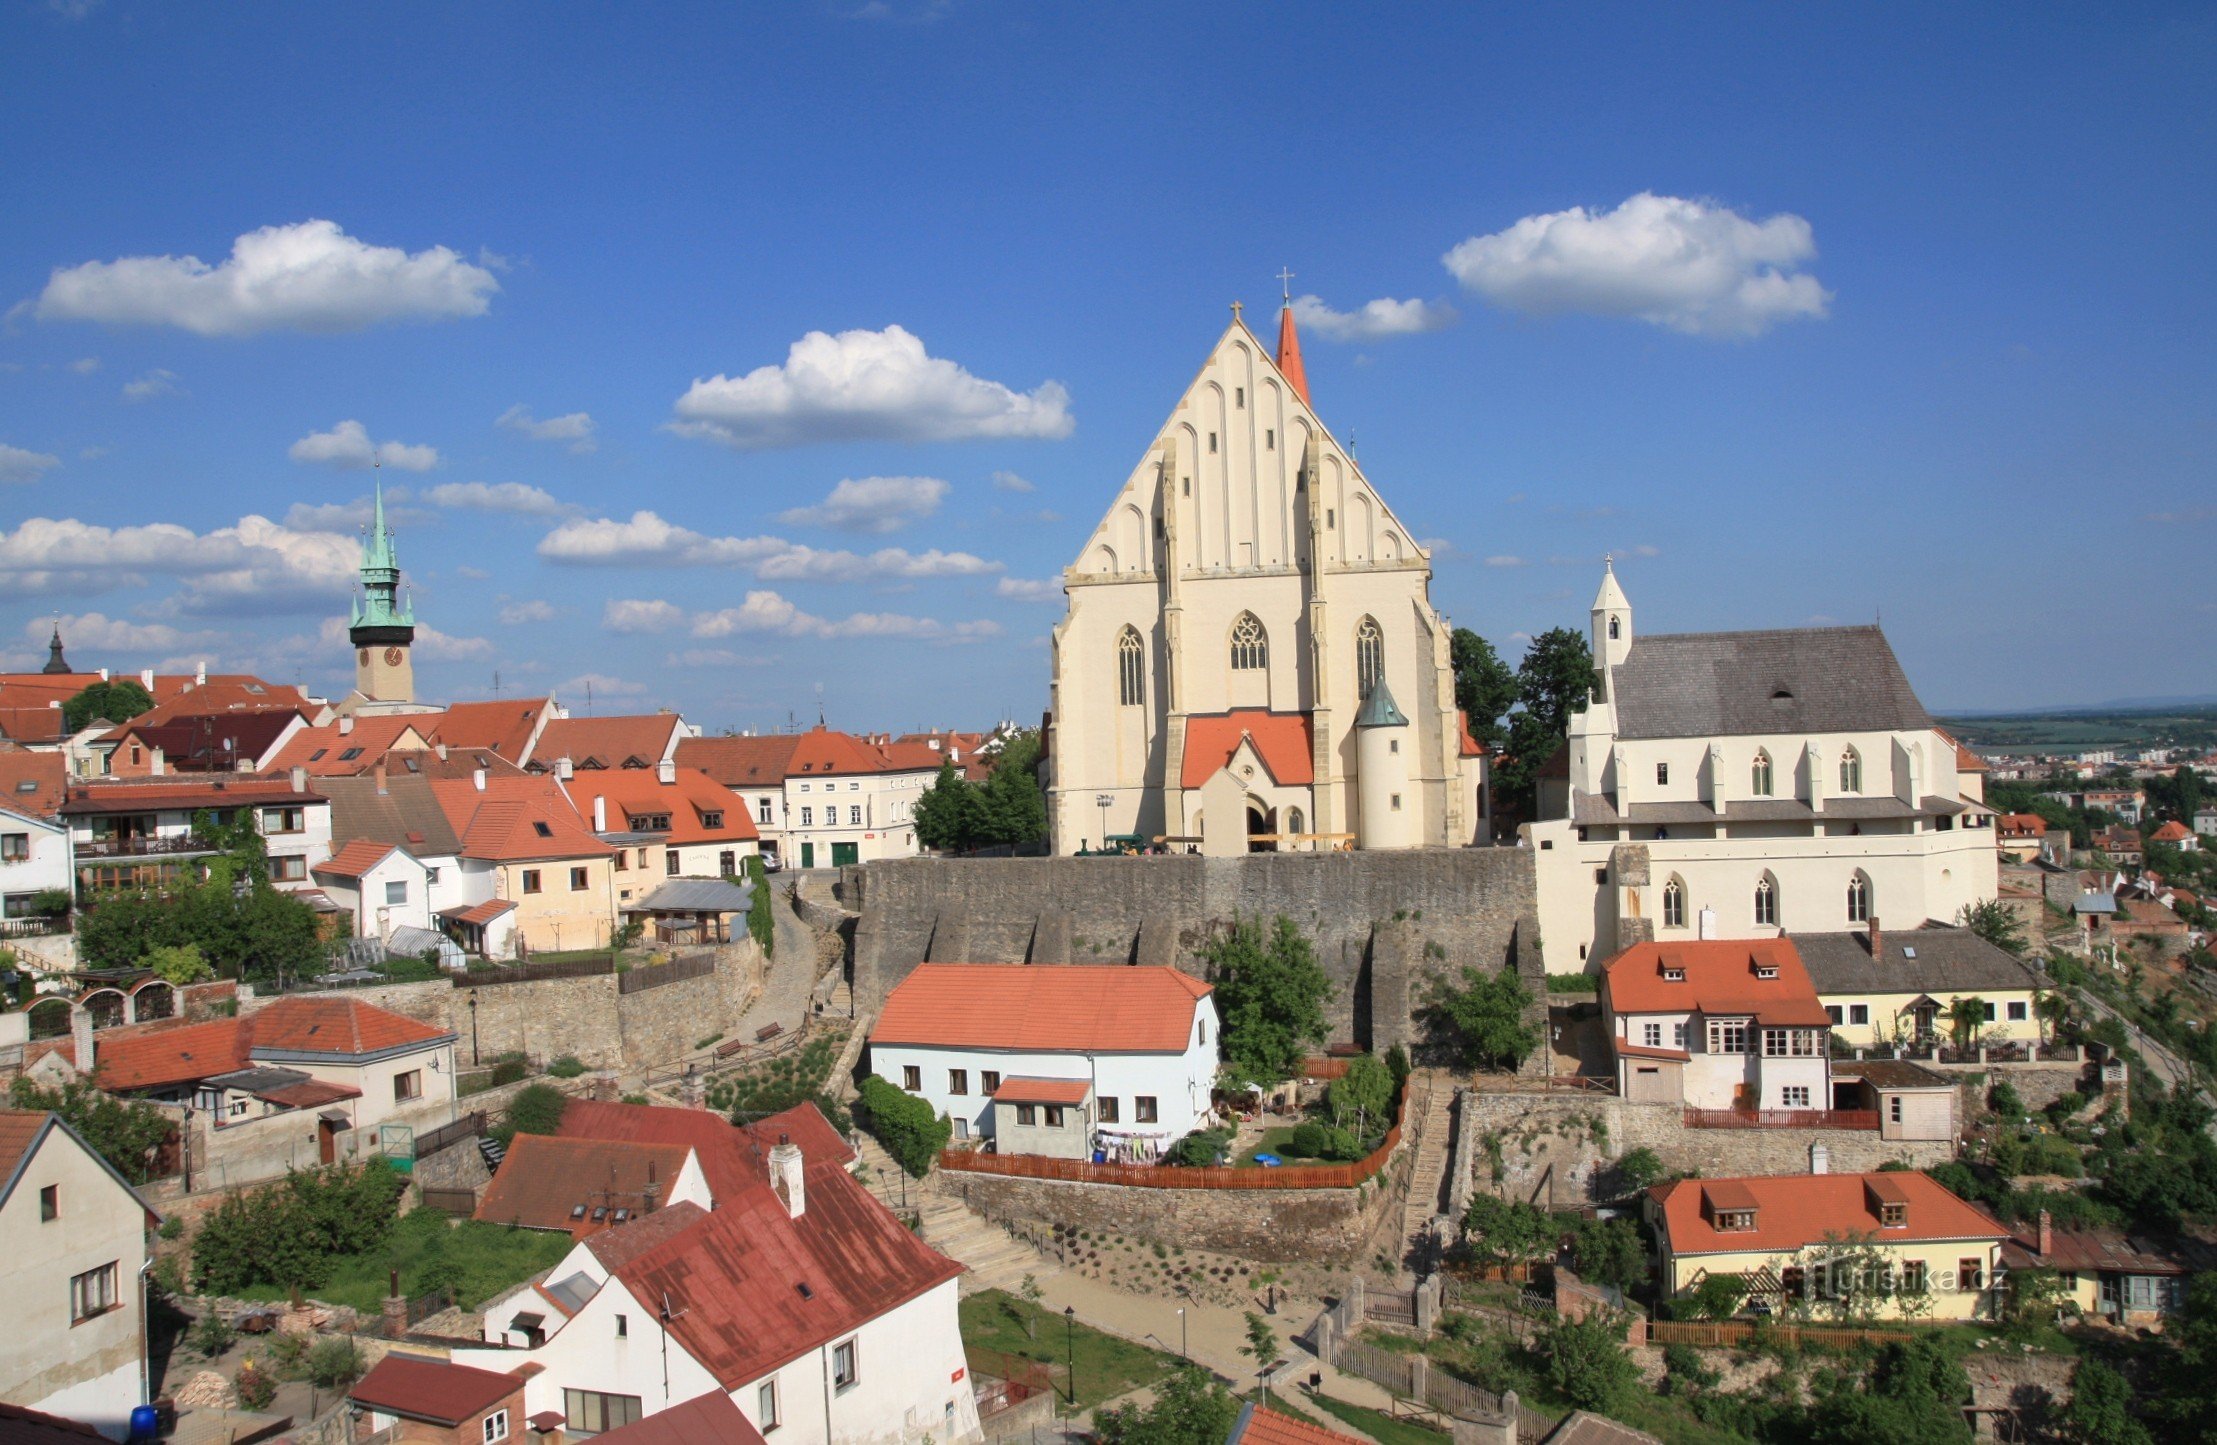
left=349, top=482, right=416, bottom=637
left=1354, top=676, right=1408, bottom=728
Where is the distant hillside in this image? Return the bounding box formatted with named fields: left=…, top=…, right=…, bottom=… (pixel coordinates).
left=1940, top=704, right=2217, bottom=755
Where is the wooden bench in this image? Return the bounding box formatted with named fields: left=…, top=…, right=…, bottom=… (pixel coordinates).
left=754, top=1022, right=785, bottom=1044
left=715, top=1037, right=749, bottom=1059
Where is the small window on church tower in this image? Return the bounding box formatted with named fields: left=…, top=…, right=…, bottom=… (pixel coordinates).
left=1209, top=432, right=1218, bottom=453
left=1182, top=478, right=1190, bottom=496
left=1608, top=617, right=1620, bottom=640
left=1235, top=388, right=1245, bottom=408
left=1266, top=429, right=1275, bottom=450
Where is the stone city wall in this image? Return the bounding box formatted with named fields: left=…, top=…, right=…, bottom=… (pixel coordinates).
left=1459, top=1092, right=1954, bottom=1210
left=848, top=849, right=1539, bottom=1049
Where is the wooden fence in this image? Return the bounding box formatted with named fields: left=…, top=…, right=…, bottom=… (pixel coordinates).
left=455, top=957, right=614, bottom=987
left=1647, top=1318, right=1913, bottom=1350
left=938, top=1095, right=1406, bottom=1190
left=412, top=1111, right=487, bottom=1160
left=616, top=953, right=716, bottom=995
left=1683, top=1107, right=1879, bottom=1131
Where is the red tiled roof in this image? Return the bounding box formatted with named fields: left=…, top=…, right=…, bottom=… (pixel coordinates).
left=0, top=1110, right=51, bottom=1193
left=349, top=1354, right=525, bottom=1426
left=582, top=1201, right=712, bottom=1272
left=676, top=734, right=805, bottom=788
left=1937, top=729, right=1989, bottom=773
left=475, top=1134, right=695, bottom=1236
left=430, top=699, right=553, bottom=763
left=0, top=1399, right=112, bottom=1443
left=111, top=712, right=300, bottom=771
left=430, top=774, right=614, bottom=862
left=534, top=715, right=684, bottom=773
left=558, top=1099, right=854, bottom=1202
left=892, top=731, right=994, bottom=782
left=52, top=997, right=450, bottom=1092
left=115, top=680, right=313, bottom=730
left=1998, top=813, right=2046, bottom=837
left=560, top=767, right=760, bottom=845
left=1180, top=711, right=1315, bottom=788
left=0, top=750, right=67, bottom=817
left=314, top=840, right=401, bottom=880
left=873, top=964, right=1212, bottom=1053
left=1650, top=1172, right=2008, bottom=1257
left=1455, top=710, right=1486, bottom=759
left=248, top=996, right=453, bottom=1056
left=262, top=716, right=436, bottom=777
left=440, top=898, right=518, bottom=927
left=1602, top=939, right=1833, bottom=1027
left=257, top=1079, right=361, bottom=1109
left=594, top=1391, right=767, bottom=1445
left=79, top=1017, right=251, bottom=1091
left=57, top=777, right=327, bottom=815
left=991, top=1077, right=1091, bottom=1105
left=1229, top=1404, right=1364, bottom=1445
left=785, top=726, right=941, bottom=779
left=2152, top=821, right=2193, bottom=842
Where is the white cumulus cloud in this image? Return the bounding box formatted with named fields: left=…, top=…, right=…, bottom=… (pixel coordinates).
left=777, top=476, right=948, bottom=534
left=689, top=591, right=1001, bottom=644
left=540, top=510, right=999, bottom=582
left=28, top=612, right=207, bottom=652
left=496, top=404, right=596, bottom=453
left=0, top=513, right=357, bottom=612
left=990, top=470, right=1035, bottom=493
left=67, top=357, right=100, bottom=375
left=424, top=481, right=576, bottom=517
left=120, top=368, right=183, bottom=402
left=289, top=419, right=439, bottom=472
left=1442, top=192, right=1831, bottom=338
left=497, top=599, right=557, bottom=625
left=1290, top=294, right=1457, bottom=342
left=34, top=220, right=500, bottom=337
left=1483, top=555, right=1528, bottom=569
left=0, top=444, right=61, bottom=484
left=602, top=598, right=689, bottom=634
left=413, top=625, right=494, bottom=662
left=995, top=577, right=1062, bottom=603
left=670, top=325, right=1073, bottom=450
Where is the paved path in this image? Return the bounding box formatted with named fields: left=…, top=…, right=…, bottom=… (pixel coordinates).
left=733, top=879, right=828, bottom=1038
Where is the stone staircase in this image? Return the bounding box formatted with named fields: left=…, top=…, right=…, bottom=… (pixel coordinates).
left=846, top=1133, right=1062, bottom=1297
left=1396, top=1074, right=1458, bottom=1277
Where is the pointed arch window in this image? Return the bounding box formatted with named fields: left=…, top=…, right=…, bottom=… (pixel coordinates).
left=1229, top=613, right=1268, bottom=671
left=1355, top=616, right=1384, bottom=700
left=1847, top=872, right=1872, bottom=924
left=1662, top=876, right=1686, bottom=930
left=1839, top=748, right=1862, bottom=794
left=1751, top=750, right=1775, bottom=797
left=1607, top=616, right=1621, bottom=641
left=1754, top=874, right=1779, bottom=927
left=1116, top=627, right=1145, bottom=707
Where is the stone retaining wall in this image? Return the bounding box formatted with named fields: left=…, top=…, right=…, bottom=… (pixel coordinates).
left=939, top=1168, right=1400, bottom=1265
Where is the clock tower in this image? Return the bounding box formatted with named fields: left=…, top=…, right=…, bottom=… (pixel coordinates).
left=349, top=484, right=417, bottom=704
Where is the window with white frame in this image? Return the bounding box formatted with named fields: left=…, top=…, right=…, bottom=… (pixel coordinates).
left=758, top=1379, right=780, bottom=1432
left=1707, top=1019, right=1749, bottom=1054
left=1662, top=877, right=1685, bottom=928
left=1754, top=875, right=1778, bottom=926
left=1781, top=1086, right=1811, bottom=1108
left=1847, top=872, right=1871, bottom=923
left=1642, top=1023, right=1662, bottom=1048
left=385, top=880, right=408, bottom=906
left=69, top=1262, right=118, bottom=1322
left=483, top=1410, right=509, bottom=1444
left=833, top=1339, right=859, bottom=1391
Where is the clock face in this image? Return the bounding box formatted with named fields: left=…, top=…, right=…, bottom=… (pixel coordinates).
left=357, top=648, right=369, bottom=666
left=383, top=647, right=404, bottom=666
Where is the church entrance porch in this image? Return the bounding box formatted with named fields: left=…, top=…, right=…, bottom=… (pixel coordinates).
left=1247, top=805, right=1278, bottom=853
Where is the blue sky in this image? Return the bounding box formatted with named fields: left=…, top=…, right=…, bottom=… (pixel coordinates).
left=2, top=3, right=2211, bottom=728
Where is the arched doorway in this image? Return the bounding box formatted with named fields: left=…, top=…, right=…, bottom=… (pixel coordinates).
left=1246, top=804, right=1276, bottom=853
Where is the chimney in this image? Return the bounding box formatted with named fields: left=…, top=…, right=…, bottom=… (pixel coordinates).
left=644, top=1159, right=659, bottom=1213
left=69, top=1005, right=94, bottom=1076
left=98, top=667, right=109, bottom=683
left=592, top=796, right=606, bottom=833
left=372, top=757, right=388, bottom=797
left=2037, top=1208, right=2053, bottom=1257
left=657, top=758, right=676, bottom=786
left=292, top=766, right=308, bottom=794
left=195, top=660, right=207, bottom=685
left=150, top=746, right=166, bottom=777
left=1808, top=1143, right=1829, bottom=1175
left=472, top=768, right=487, bottom=792
left=769, top=1134, right=805, bottom=1218
left=339, top=715, right=355, bottom=736
left=556, top=756, right=573, bottom=781
left=435, top=743, right=449, bottom=762
left=139, top=667, right=155, bottom=690
left=1868, top=917, right=1882, bottom=960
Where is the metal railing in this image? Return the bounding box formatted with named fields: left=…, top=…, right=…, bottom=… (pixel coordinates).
left=74, top=835, right=215, bottom=860
left=616, top=953, right=716, bottom=995
left=1683, top=1107, right=1879, bottom=1130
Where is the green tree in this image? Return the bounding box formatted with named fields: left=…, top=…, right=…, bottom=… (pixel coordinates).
left=1612, top=1147, right=1664, bottom=1195
left=1428, top=961, right=1538, bottom=1070
left=1241, top=1311, right=1281, bottom=1391
left=743, top=853, right=775, bottom=958
left=1202, top=915, right=1332, bottom=1086
left=1538, top=1312, right=1637, bottom=1412
left=1516, top=627, right=1596, bottom=737
left=61, top=678, right=154, bottom=734
left=2063, top=1358, right=2152, bottom=1445
left=305, top=1336, right=367, bottom=1389
left=1957, top=899, right=2029, bottom=958
left=146, top=943, right=213, bottom=986
left=1327, top=1055, right=1394, bottom=1141
left=1092, top=1367, right=1237, bottom=1445
left=1461, top=1194, right=1556, bottom=1270
left=856, top=1075, right=951, bottom=1177
left=978, top=745, right=1048, bottom=847
left=1684, top=1272, right=1746, bottom=1321
left=504, top=1084, right=569, bottom=1140
left=1450, top=628, right=1518, bottom=750
left=1566, top=1217, right=1646, bottom=1292
left=8, top=1076, right=174, bottom=1184
left=1946, top=996, right=1989, bottom=1050
left=913, top=760, right=986, bottom=852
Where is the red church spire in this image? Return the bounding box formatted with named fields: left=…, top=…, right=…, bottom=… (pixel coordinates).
left=1274, top=285, right=1310, bottom=406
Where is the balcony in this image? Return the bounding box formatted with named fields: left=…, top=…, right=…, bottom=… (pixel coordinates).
left=74, top=835, right=216, bottom=861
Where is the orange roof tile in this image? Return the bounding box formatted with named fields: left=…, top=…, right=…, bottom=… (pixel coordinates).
left=593, top=1391, right=767, bottom=1445
left=676, top=734, right=804, bottom=788
left=314, top=840, right=402, bottom=879
left=560, top=766, right=760, bottom=844
left=263, top=716, right=435, bottom=777
left=1602, top=939, right=1832, bottom=1027
left=57, top=997, right=452, bottom=1091
left=0, top=749, right=67, bottom=817
left=873, top=964, right=1212, bottom=1053
left=247, top=996, right=453, bottom=1057
left=430, top=774, right=614, bottom=862
left=991, top=1077, right=1091, bottom=1105
left=1181, top=711, right=1315, bottom=788
left=475, top=1134, right=694, bottom=1236
left=534, top=715, right=684, bottom=772
left=57, top=777, right=326, bottom=815
left=430, top=699, right=553, bottom=763
left=349, top=1355, right=525, bottom=1428
left=1651, top=1172, right=2008, bottom=1257
left=2152, top=820, right=2192, bottom=842
left=0, top=1109, right=51, bottom=1190
left=1230, top=1404, right=1365, bottom=1445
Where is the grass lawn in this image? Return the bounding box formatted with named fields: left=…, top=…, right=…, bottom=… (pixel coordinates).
left=1302, top=1389, right=1449, bottom=1445
left=959, top=1289, right=1179, bottom=1412
left=236, top=1209, right=573, bottom=1314
left=1236, top=1127, right=1306, bottom=1167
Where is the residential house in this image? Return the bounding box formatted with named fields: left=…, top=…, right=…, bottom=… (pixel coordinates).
left=1530, top=571, right=1998, bottom=968
left=2091, top=826, right=2143, bottom=865
left=312, top=841, right=437, bottom=945
left=1827, top=1059, right=1958, bottom=1141
left=429, top=699, right=561, bottom=770
left=671, top=735, right=794, bottom=865
left=592, top=1392, right=767, bottom=1445
left=457, top=1100, right=980, bottom=1445
left=868, top=964, right=1218, bottom=1157
left=1999, top=1210, right=2217, bottom=1328
left=346, top=1353, right=533, bottom=1445
left=0, top=664, right=313, bottom=755
left=1645, top=1170, right=2009, bottom=1322
left=58, top=775, right=330, bottom=894
left=554, top=759, right=760, bottom=906
left=1996, top=813, right=2047, bottom=862
left=100, top=710, right=307, bottom=778
left=0, top=1111, right=158, bottom=1438
left=2195, top=805, right=2217, bottom=839
left=472, top=1132, right=711, bottom=1237
left=1598, top=939, right=1832, bottom=1112
left=527, top=715, right=694, bottom=777
left=1791, top=925, right=2044, bottom=1050
left=430, top=772, right=616, bottom=954
left=0, top=755, right=73, bottom=931
left=2151, top=819, right=2197, bottom=854
left=677, top=728, right=939, bottom=870
left=892, top=729, right=1000, bottom=783
left=317, top=767, right=515, bottom=959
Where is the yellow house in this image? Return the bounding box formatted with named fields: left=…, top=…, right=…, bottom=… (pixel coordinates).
left=432, top=772, right=620, bottom=953
left=1999, top=1210, right=2216, bottom=1329
left=1646, top=1170, right=2009, bottom=1323
left=1792, top=926, right=2043, bottom=1049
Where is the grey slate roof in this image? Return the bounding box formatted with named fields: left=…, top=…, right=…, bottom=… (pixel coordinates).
left=623, top=877, right=754, bottom=914
left=1610, top=625, right=1932, bottom=740
left=1790, top=928, right=2042, bottom=996
left=320, top=773, right=464, bottom=856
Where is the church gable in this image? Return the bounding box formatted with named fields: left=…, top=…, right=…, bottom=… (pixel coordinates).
left=1071, top=313, right=1425, bottom=580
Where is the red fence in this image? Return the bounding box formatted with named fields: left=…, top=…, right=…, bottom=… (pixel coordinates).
left=938, top=1094, right=1407, bottom=1190
left=1683, top=1107, right=1878, bottom=1131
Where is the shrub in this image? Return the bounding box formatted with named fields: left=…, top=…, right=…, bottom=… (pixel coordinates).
left=505, top=1084, right=569, bottom=1140
left=1662, top=1342, right=1717, bottom=1394
left=305, top=1336, right=366, bottom=1388
left=190, top=1311, right=236, bottom=1358
left=1168, top=1127, right=1234, bottom=1167
left=855, top=1076, right=950, bottom=1178
left=159, top=1215, right=185, bottom=1241
left=546, top=1055, right=586, bottom=1079
left=1545, top=972, right=1600, bottom=994
left=234, top=1362, right=277, bottom=1411
left=1289, top=1122, right=1333, bottom=1158
left=621, top=1092, right=648, bottom=1106
left=1540, top=1313, right=1637, bottom=1412
left=488, top=1058, right=530, bottom=1087
left=1612, top=1147, right=1664, bottom=1194
left=1687, top=1272, right=1746, bottom=1321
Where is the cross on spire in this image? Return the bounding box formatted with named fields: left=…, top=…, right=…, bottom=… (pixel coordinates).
left=1277, top=267, right=1295, bottom=303
left=1229, top=299, right=1243, bottom=321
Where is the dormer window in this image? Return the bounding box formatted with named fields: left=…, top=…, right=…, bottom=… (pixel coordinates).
left=1662, top=967, right=1686, bottom=983
left=1715, top=1210, right=1757, bottom=1232
left=1879, top=1202, right=1907, bottom=1227
left=1756, top=965, right=1778, bottom=980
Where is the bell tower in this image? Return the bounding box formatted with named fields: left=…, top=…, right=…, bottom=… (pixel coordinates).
left=349, top=484, right=416, bottom=703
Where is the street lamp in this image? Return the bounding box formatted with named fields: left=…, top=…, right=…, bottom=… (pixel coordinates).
left=467, top=990, right=481, bottom=1067
left=1095, top=794, right=1112, bottom=850
left=1064, top=1305, right=1077, bottom=1408
left=1176, top=1305, right=1186, bottom=1360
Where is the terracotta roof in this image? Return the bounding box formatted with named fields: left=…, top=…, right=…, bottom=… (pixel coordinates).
left=676, top=734, right=805, bottom=788
left=476, top=1134, right=695, bottom=1235
left=1228, top=1403, right=1363, bottom=1445
left=1602, top=940, right=1832, bottom=1027
left=1997, top=813, right=2047, bottom=837
left=57, top=777, right=326, bottom=815
left=583, top=1201, right=712, bottom=1271
left=441, top=898, right=518, bottom=926
left=1180, top=711, right=1315, bottom=788
left=784, top=726, right=941, bottom=779
left=892, top=730, right=994, bottom=781
left=1999, top=1222, right=2217, bottom=1277
left=596, top=1392, right=767, bottom=1445
left=430, top=699, right=554, bottom=763
left=0, top=1400, right=112, bottom=1443
left=1455, top=710, right=1486, bottom=759
left=991, top=1077, right=1092, bottom=1105
left=248, top=996, right=454, bottom=1057
left=1937, top=729, right=1989, bottom=773
left=78, top=1017, right=252, bottom=1091
left=873, top=964, right=1212, bottom=1053
left=257, top=1079, right=361, bottom=1109
left=533, top=715, right=684, bottom=773
left=51, top=997, right=450, bottom=1091
left=314, top=840, right=402, bottom=880
left=115, top=679, right=313, bottom=729
left=349, top=1354, right=525, bottom=1426
left=1273, top=302, right=1311, bottom=406
left=262, top=716, right=435, bottom=776
left=0, top=750, right=67, bottom=817
left=558, top=1099, right=854, bottom=1202
left=430, top=774, right=613, bottom=862
left=2152, top=821, right=2193, bottom=842
left=559, top=766, right=760, bottom=845
left=0, top=1110, right=51, bottom=1195
left=1650, top=1172, right=2007, bottom=1257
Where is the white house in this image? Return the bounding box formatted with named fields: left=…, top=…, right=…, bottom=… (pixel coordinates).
left=311, top=840, right=435, bottom=943
left=868, top=964, right=1218, bottom=1159
left=0, top=1109, right=157, bottom=1438
left=0, top=805, right=72, bottom=926
left=677, top=727, right=939, bottom=871
left=1599, top=939, right=1833, bottom=1112
left=458, top=1101, right=978, bottom=1445
left=57, top=774, right=332, bottom=896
